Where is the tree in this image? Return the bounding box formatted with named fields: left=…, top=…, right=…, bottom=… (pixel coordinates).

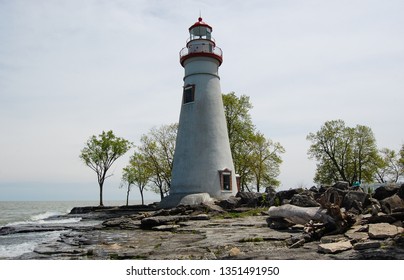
left=400, top=144, right=404, bottom=175
left=80, top=130, right=132, bottom=206
left=138, top=123, right=177, bottom=200
left=222, top=92, right=284, bottom=191
left=249, top=132, right=285, bottom=192
left=375, top=147, right=403, bottom=183
left=121, top=151, right=152, bottom=206
left=307, top=120, right=380, bottom=185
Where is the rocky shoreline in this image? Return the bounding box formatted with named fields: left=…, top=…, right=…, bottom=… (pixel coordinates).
left=1, top=183, right=404, bottom=260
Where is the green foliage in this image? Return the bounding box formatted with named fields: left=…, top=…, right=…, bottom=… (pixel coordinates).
left=375, top=148, right=402, bottom=183
left=80, top=130, right=132, bottom=206
left=222, top=93, right=284, bottom=192
left=138, top=123, right=178, bottom=200
left=307, top=120, right=380, bottom=185
left=214, top=207, right=266, bottom=219
left=121, top=151, right=153, bottom=205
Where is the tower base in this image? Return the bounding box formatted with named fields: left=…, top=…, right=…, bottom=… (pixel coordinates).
left=159, top=193, right=213, bottom=209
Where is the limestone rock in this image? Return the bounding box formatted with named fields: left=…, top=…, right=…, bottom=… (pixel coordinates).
left=318, top=241, right=352, bottom=254
left=381, top=195, right=404, bottom=214
left=290, top=193, right=320, bottom=207
left=353, top=241, right=381, bottom=250
left=217, top=196, right=241, bottom=210
left=332, top=181, right=350, bottom=191
left=368, top=223, right=403, bottom=239
left=152, top=225, right=180, bottom=231
left=373, top=185, right=399, bottom=201
left=141, top=215, right=189, bottom=228
left=268, top=204, right=333, bottom=225
left=228, top=247, right=241, bottom=257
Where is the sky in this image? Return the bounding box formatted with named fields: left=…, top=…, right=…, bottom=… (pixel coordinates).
left=1, top=0, right=403, bottom=202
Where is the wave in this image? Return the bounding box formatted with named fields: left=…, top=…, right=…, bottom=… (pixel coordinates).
left=5, top=211, right=81, bottom=226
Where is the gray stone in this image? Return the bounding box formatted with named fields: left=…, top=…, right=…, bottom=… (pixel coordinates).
left=290, top=194, right=320, bottom=207
left=381, top=194, right=404, bottom=214
left=332, top=181, right=349, bottom=191
left=141, top=215, right=190, bottom=227
left=190, top=214, right=210, bottom=221
left=373, top=185, right=399, bottom=200
left=353, top=241, right=381, bottom=250
left=318, top=241, right=352, bottom=254
left=152, top=225, right=180, bottom=231
left=368, top=223, right=403, bottom=239
left=217, top=196, right=241, bottom=210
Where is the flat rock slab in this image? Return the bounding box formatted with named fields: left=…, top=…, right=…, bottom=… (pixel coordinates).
left=368, top=223, right=403, bottom=239
left=318, top=241, right=353, bottom=254
left=353, top=241, right=381, bottom=250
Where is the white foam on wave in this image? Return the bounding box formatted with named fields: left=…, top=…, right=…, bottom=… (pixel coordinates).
left=5, top=211, right=81, bottom=226
left=0, top=231, right=64, bottom=259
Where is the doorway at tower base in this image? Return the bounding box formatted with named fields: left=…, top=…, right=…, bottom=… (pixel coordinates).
left=159, top=192, right=214, bottom=209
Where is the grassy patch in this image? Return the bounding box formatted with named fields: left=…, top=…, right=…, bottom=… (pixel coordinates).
left=214, top=208, right=267, bottom=219
left=239, top=237, right=264, bottom=243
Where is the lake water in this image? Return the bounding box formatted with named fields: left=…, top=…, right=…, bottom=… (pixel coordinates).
left=0, top=200, right=131, bottom=259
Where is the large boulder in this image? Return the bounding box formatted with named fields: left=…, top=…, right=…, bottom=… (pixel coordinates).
left=318, top=241, right=352, bottom=254
left=342, top=191, right=371, bottom=212
left=236, top=192, right=260, bottom=207
left=373, top=185, right=399, bottom=200
left=290, top=193, right=320, bottom=207
left=332, top=181, right=350, bottom=191
left=397, top=184, right=404, bottom=200
left=380, top=194, right=404, bottom=214
left=216, top=196, right=241, bottom=210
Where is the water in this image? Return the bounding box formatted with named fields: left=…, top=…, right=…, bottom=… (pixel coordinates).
left=0, top=200, right=128, bottom=259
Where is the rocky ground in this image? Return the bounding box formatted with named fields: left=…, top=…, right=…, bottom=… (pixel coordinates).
left=2, top=183, right=404, bottom=260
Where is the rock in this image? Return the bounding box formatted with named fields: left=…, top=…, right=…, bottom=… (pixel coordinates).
left=332, top=181, right=350, bottom=191
left=342, top=191, right=371, bottom=212
left=152, top=225, right=180, bottom=231
left=318, top=241, right=352, bottom=254
left=268, top=204, right=333, bottom=225
left=353, top=241, right=381, bottom=250
left=290, top=193, right=320, bottom=207
left=140, top=215, right=190, bottom=228
left=320, top=235, right=349, bottom=244
left=381, top=195, right=404, bottom=214
left=289, top=239, right=305, bottom=249
left=344, top=225, right=369, bottom=241
left=368, top=223, right=403, bottom=239
left=367, top=214, right=397, bottom=224
left=228, top=247, right=241, bottom=257
left=236, top=192, right=260, bottom=207
left=266, top=217, right=294, bottom=229
left=373, top=185, right=399, bottom=201
left=190, top=214, right=210, bottom=221
left=216, top=196, right=241, bottom=210
left=398, top=184, right=404, bottom=200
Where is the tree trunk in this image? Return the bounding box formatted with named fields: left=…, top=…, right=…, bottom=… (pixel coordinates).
left=126, top=185, right=130, bottom=206
left=140, top=188, right=145, bottom=205
left=99, top=184, right=104, bottom=207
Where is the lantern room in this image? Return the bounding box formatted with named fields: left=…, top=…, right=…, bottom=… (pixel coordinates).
left=180, top=17, right=223, bottom=66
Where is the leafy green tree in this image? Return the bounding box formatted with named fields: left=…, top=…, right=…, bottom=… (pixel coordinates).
left=307, top=120, right=380, bottom=185
left=222, top=92, right=284, bottom=191
left=138, top=123, right=177, bottom=200
left=375, top=147, right=403, bottom=183
left=121, top=151, right=152, bottom=205
left=249, top=132, right=285, bottom=192
left=80, top=130, right=132, bottom=206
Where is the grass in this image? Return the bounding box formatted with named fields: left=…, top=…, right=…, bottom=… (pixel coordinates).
left=213, top=207, right=267, bottom=219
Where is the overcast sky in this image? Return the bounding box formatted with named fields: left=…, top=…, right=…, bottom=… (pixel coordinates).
left=1, top=0, right=403, bottom=202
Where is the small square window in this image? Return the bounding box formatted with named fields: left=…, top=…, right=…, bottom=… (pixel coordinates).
left=183, top=85, right=195, bottom=104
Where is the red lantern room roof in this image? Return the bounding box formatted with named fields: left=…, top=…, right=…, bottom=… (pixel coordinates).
left=189, top=17, right=212, bottom=31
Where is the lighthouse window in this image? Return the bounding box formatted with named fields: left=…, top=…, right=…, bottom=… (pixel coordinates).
left=183, top=85, right=195, bottom=104
left=219, top=169, right=232, bottom=191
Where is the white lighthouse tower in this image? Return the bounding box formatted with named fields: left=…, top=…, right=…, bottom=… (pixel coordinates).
left=160, top=17, right=237, bottom=208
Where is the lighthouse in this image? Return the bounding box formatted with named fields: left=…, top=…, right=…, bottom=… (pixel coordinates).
left=160, top=17, right=237, bottom=208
